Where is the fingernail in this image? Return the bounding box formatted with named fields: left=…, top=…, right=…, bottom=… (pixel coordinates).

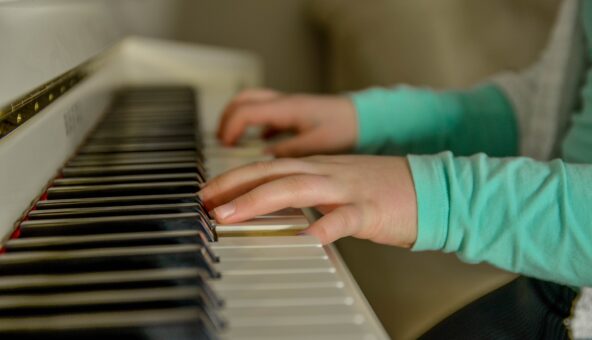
left=214, top=201, right=236, bottom=220
left=196, top=191, right=204, bottom=200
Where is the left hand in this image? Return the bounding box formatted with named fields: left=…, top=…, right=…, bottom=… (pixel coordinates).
left=198, top=155, right=418, bottom=247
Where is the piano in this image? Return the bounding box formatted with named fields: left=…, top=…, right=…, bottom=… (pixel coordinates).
left=0, top=1, right=388, bottom=339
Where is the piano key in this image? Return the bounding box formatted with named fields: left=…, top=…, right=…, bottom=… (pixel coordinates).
left=216, top=259, right=334, bottom=276
left=36, top=193, right=199, bottom=209
left=27, top=202, right=202, bottom=219
left=0, top=307, right=216, bottom=339
left=0, top=286, right=224, bottom=330
left=115, top=94, right=194, bottom=102
left=78, top=141, right=196, bottom=154
left=211, top=272, right=343, bottom=291
left=52, top=173, right=201, bottom=186
left=83, top=136, right=196, bottom=146
left=108, top=107, right=195, bottom=116
left=90, top=128, right=196, bottom=140
left=71, top=150, right=197, bottom=161
left=221, top=323, right=375, bottom=340
left=19, top=212, right=215, bottom=241
left=0, top=244, right=219, bottom=278
left=221, top=305, right=367, bottom=333
left=212, top=246, right=327, bottom=260
left=4, top=229, right=213, bottom=255
left=212, top=235, right=321, bottom=248
left=0, top=268, right=212, bottom=295
left=215, top=217, right=309, bottom=236
left=46, top=181, right=201, bottom=199
left=94, top=117, right=196, bottom=127
left=220, top=286, right=351, bottom=308
left=66, top=155, right=198, bottom=167
left=62, top=162, right=202, bottom=177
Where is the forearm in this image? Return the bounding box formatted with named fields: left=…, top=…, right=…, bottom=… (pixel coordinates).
left=408, top=152, right=592, bottom=287
left=352, top=84, right=518, bottom=156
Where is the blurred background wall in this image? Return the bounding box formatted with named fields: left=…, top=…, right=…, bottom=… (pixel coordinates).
left=114, top=0, right=560, bottom=92
left=113, top=1, right=561, bottom=338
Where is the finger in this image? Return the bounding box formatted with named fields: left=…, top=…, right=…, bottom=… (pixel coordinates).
left=198, top=158, right=316, bottom=209
left=233, top=88, right=280, bottom=103
left=220, top=99, right=304, bottom=146
left=269, top=130, right=330, bottom=158
left=211, top=174, right=344, bottom=223
left=217, top=89, right=281, bottom=139
left=303, top=204, right=363, bottom=244
left=260, top=126, right=283, bottom=140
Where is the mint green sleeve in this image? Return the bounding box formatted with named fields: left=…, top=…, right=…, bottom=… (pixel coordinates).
left=408, top=152, right=592, bottom=287
left=351, top=84, right=518, bottom=156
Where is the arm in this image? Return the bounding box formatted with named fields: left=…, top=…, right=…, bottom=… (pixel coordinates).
left=409, top=151, right=592, bottom=287
left=351, top=84, right=518, bottom=156
left=200, top=152, right=592, bottom=287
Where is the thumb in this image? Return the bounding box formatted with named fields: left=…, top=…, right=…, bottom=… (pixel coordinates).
left=303, top=205, right=362, bottom=244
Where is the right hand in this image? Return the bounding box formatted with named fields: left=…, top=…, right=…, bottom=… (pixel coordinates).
left=217, top=88, right=358, bottom=157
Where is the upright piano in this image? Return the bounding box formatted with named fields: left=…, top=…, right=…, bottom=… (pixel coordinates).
left=0, top=1, right=388, bottom=339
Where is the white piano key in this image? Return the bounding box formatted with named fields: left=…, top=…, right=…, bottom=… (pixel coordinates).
left=225, top=311, right=365, bottom=328
left=211, top=272, right=343, bottom=291
left=221, top=323, right=377, bottom=340
left=212, top=235, right=321, bottom=248
left=216, top=259, right=335, bottom=275
left=221, top=304, right=360, bottom=320
left=213, top=246, right=327, bottom=260
left=220, top=287, right=353, bottom=308
left=215, top=216, right=309, bottom=235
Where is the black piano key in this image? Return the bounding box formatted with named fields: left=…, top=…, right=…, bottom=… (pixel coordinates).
left=115, top=94, right=194, bottom=104
left=19, top=212, right=215, bottom=241
left=90, top=129, right=196, bottom=140
left=0, top=244, right=219, bottom=278
left=84, top=136, right=196, bottom=145
left=0, top=268, right=221, bottom=306
left=78, top=141, right=196, bottom=154
left=108, top=105, right=195, bottom=114
left=0, top=307, right=216, bottom=340
left=0, top=286, right=225, bottom=331
left=27, top=203, right=202, bottom=219
left=46, top=181, right=200, bottom=199
left=66, top=155, right=197, bottom=167
left=61, top=162, right=201, bottom=177
left=5, top=229, right=218, bottom=261
left=36, top=193, right=199, bottom=209
left=70, top=150, right=197, bottom=162
left=52, top=173, right=201, bottom=186
left=99, top=114, right=194, bottom=123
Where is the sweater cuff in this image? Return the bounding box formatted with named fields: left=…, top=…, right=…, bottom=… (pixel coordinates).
left=350, top=86, right=462, bottom=155
left=351, top=87, right=404, bottom=154
left=407, top=153, right=451, bottom=251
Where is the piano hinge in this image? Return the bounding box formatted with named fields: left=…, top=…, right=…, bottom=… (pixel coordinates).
left=0, top=67, right=87, bottom=140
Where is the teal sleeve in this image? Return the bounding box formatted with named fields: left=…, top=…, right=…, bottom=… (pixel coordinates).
left=351, top=84, right=518, bottom=156
left=408, top=152, right=592, bottom=287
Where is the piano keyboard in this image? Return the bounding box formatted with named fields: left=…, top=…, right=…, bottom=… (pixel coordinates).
left=0, top=86, right=386, bottom=339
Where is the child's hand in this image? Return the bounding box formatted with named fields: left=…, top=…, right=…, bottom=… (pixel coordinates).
left=199, top=155, right=418, bottom=247
left=217, top=88, right=358, bottom=157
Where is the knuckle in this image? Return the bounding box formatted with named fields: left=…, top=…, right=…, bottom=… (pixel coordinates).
left=339, top=206, right=360, bottom=229
left=208, top=178, right=224, bottom=194
left=237, top=190, right=259, bottom=210
left=252, top=159, right=276, bottom=174
left=285, top=175, right=311, bottom=191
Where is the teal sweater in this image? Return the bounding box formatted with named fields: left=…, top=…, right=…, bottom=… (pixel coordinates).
left=351, top=9, right=592, bottom=287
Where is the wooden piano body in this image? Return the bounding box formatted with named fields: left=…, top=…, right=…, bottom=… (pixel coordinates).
left=0, top=1, right=388, bottom=338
